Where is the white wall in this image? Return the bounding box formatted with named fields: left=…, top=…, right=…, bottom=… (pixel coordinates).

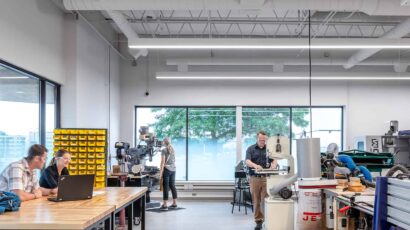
left=0, top=0, right=65, bottom=84
left=60, top=12, right=121, bottom=162
left=119, top=53, right=410, bottom=149
left=0, top=1, right=121, bottom=160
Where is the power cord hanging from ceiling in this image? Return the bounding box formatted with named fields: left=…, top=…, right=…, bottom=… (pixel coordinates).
left=308, top=10, right=313, bottom=138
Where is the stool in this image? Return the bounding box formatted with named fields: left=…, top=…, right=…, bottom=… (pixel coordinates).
left=231, top=178, right=253, bottom=214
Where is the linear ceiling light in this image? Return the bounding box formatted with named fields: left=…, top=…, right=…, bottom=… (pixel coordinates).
left=156, top=72, right=410, bottom=80
left=129, top=38, right=410, bottom=50
left=0, top=76, right=29, bottom=79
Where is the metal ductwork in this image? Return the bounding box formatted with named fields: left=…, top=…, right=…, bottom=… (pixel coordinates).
left=344, top=18, right=410, bottom=69
left=63, top=0, right=410, bottom=16
left=105, top=11, right=148, bottom=59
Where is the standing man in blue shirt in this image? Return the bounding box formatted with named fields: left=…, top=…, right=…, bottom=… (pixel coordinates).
left=246, top=130, right=277, bottom=230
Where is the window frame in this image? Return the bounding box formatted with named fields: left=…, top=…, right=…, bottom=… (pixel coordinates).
left=0, top=59, right=61, bottom=148
left=135, top=105, right=343, bottom=181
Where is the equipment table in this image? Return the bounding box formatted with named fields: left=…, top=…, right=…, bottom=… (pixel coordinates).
left=324, top=188, right=375, bottom=229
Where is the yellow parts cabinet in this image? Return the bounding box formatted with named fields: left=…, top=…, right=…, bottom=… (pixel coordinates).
left=69, top=147, right=78, bottom=152
left=53, top=128, right=107, bottom=188
left=69, top=164, right=77, bottom=170
left=95, top=182, right=105, bottom=188
left=87, top=147, right=95, bottom=153
left=95, top=147, right=104, bottom=152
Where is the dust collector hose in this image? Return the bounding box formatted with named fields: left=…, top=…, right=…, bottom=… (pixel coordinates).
left=386, top=164, right=410, bottom=177
left=269, top=174, right=298, bottom=196
left=337, top=155, right=372, bottom=181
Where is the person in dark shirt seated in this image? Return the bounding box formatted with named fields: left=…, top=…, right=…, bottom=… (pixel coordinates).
left=40, top=149, right=71, bottom=193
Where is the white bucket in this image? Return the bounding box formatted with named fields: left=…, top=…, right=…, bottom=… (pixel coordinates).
left=297, top=189, right=322, bottom=230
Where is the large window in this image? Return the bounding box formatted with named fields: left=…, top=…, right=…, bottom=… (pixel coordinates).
left=136, top=106, right=342, bottom=181
left=188, top=107, right=236, bottom=181
left=136, top=107, right=187, bottom=180
left=0, top=61, right=60, bottom=172
left=291, top=107, right=343, bottom=155
left=242, top=107, right=291, bottom=158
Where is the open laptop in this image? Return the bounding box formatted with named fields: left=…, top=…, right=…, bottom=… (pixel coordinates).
left=47, top=175, right=95, bottom=202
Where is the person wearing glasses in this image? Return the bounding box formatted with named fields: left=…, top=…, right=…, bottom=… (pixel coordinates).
left=39, top=149, right=71, bottom=193
left=0, top=144, right=55, bottom=201
left=246, top=131, right=277, bottom=230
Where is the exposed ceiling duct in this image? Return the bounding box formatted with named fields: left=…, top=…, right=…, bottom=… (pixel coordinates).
left=63, top=0, right=410, bottom=16
left=344, top=18, right=410, bottom=69
left=105, top=11, right=148, bottom=60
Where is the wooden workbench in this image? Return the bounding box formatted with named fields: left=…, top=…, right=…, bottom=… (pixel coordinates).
left=0, top=187, right=148, bottom=230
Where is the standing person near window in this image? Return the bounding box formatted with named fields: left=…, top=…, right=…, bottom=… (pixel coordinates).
left=0, top=144, right=55, bottom=201
left=39, top=149, right=71, bottom=193
left=246, top=131, right=277, bottom=230
left=159, top=137, right=178, bottom=211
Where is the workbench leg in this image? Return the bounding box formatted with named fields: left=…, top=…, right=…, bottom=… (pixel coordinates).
left=127, top=203, right=133, bottom=230
left=333, top=198, right=338, bottom=230
left=104, top=214, right=112, bottom=230
left=141, top=195, right=146, bottom=230
left=111, top=213, right=115, bottom=230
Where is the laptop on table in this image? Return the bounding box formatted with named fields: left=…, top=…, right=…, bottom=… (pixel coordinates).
left=48, top=175, right=95, bottom=202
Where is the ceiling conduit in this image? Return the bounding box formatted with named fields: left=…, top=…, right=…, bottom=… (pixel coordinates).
left=63, top=0, right=410, bottom=16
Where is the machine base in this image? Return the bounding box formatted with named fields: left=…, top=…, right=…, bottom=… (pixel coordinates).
left=264, top=198, right=294, bottom=230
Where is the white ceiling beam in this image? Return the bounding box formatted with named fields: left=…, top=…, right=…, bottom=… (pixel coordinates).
left=128, top=38, right=410, bottom=49
left=156, top=71, right=410, bottom=80
left=344, top=18, right=410, bottom=69
left=63, top=0, right=410, bottom=16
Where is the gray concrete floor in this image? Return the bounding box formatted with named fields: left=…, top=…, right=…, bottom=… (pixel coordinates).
left=135, top=200, right=255, bottom=230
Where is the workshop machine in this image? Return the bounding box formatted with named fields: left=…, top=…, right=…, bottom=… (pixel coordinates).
left=261, top=135, right=297, bottom=230
left=115, top=126, right=162, bottom=176
left=354, top=120, right=410, bottom=167
left=113, top=126, right=163, bottom=211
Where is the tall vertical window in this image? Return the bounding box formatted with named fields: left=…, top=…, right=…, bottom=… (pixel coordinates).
left=291, top=107, right=343, bottom=155
left=242, top=107, right=291, bottom=159
left=188, top=107, right=236, bottom=180
left=0, top=61, right=60, bottom=171
left=136, top=107, right=187, bottom=180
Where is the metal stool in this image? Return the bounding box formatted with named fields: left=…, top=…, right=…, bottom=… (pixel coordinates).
left=231, top=176, right=253, bottom=214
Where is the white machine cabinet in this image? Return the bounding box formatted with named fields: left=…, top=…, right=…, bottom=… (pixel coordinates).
left=264, top=198, right=294, bottom=230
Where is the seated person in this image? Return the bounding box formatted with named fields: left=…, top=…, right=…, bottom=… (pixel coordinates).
left=0, top=144, right=55, bottom=201
left=40, top=149, right=70, bottom=192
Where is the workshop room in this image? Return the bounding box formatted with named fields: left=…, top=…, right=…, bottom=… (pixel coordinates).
left=1, top=0, right=410, bottom=230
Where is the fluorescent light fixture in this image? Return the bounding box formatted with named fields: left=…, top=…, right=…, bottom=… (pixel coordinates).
left=0, top=76, right=29, bottom=79
left=156, top=72, right=410, bottom=80
left=130, top=38, right=410, bottom=50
